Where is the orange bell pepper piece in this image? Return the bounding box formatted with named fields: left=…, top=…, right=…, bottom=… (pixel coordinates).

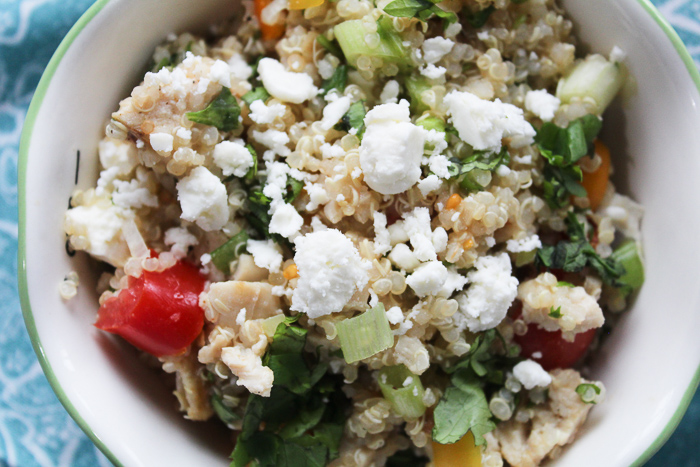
left=289, top=0, right=324, bottom=9
left=581, top=139, right=611, bottom=211
left=432, top=432, right=482, bottom=467
left=254, top=0, right=285, bottom=41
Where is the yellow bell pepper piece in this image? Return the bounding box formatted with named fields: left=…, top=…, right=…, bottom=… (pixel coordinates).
left=432, top=432, right=482, bottom=467
left=289, top=0, right=324, bottom=9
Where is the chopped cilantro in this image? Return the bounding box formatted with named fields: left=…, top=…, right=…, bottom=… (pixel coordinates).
left=246, top=176, right=304, bottom=239
left=244, top=144, right=258, bottom=181
left=321, top=65, right=348, bottom=95
left=466, top=5, right=495, bottom=28
left=210, top=230, right=249, bottom=273
left=548, top=306, right=562, bottom=318
left=316, top=35, right=344, bottom=60
left=335, top=100, right=366, bottom=137
left=186, top=87, right=241, bottom=132
left=446, top=148, right=510, bottom=192
left=383, top=0, right=457, bottom=28
left=535, top=212, right=625, bottom=287
left=242, top=87, right=271, bottom=106
left=211, top=393, right=241, bottom=426
left=230, top=319, right=348, bottom=467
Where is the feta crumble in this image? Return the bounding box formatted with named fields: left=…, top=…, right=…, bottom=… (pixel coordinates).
left=257, top=58, right=318, bottom=104
left=176, top=167, right=229, bottom=231
left=150, top=132, right=174, bottom=153
left=406, top=260, right=448, bottom=297
left=291, top=229, right=369, bottom=319
left=525, top=89, right=561, bottom=122
left=247, top=239, right=283, bottom=272
left=359, top=100, right=425, bottom=195
left=213, top=140, right=254, bottom=178
left=248, top=99, right=286, bottom=124
left=513, top=360, right=552, bottom=390
left=506, top=234, right=542, bottom=253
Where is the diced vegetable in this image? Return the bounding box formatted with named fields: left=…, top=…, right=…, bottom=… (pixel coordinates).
left=556, top=54, right=625, bottom=115
left=383, top=0, right=457, bottom=28
left=432, top=432, right=482, bottom=467
left=211, top=230, right=249, bottom=273
left=405, top=76, right=431, bottom=114
left=95, top=260, right=206, bottom=357
left=186, top=87, right=241, bottom=132
left=322, top=64, right=348, bottom=94
left=262, top=314, right=287, bottom=338
left=576, top=383, right=602, bottom=404
left=211, top=393, right=241, bottom=426
left=415, top=114, right=446, bottom=133
left=581, top=139, right=611, bottom=211
left=316, top=34, right=344, bottom=59
left=254, top=0, right=285, bottom=40
left=334, top=18, right=410, bottom=69
left=378, top=365, right=426, bottom=418
left=289, top=0, right=324, bottom=10
left=514, top=320, right=596, bottom=370
left=611, top=239, right=644, bottom=296
left=242, top=87, right=271, bottom=106
left=336, top=303, right=393, bottom=363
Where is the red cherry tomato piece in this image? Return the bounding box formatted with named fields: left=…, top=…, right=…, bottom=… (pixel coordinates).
left=95, top=261, right=206, bottom=357
left=514, top=323, right=596, bottom=371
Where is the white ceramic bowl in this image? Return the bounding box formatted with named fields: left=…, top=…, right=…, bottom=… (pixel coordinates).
left=18, top=0, right=700, bottom=465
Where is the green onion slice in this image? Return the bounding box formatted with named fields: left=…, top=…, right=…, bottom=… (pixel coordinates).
left=336, top=303, right=393, bottom=364
left=378, top=365, right=426, bottom=419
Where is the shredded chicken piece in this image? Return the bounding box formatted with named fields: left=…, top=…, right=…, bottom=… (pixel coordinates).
left=488, top=369, right=596, bottom=467
left=233, top=254, right=269, bottom=282
left=221, top=344, right=274, bottom=397
left=161, top=350, right=213, bottom=421
left=518, top=272, right=603, bottom=339
left=200, top=280, right=281, bottom=329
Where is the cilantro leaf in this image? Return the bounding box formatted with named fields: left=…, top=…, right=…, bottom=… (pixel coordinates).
left=242, top=86, right=271, bottom=106
left=466, top=5, right=495, bottom=28
left=548, top=306, right=562, bottom=318
left=432, top=385, right=496, bottom=446
left=244, top=144, right=258, bottom=181
left=246, top=176, right=303, bottom=238
left=536, top=114, right=602, bottom=208
left=383, top=0, right=457, bottom=27
left=322, top=65, right=348, bottom=95
left=335, top=100, right=366, bottom=137
left=446, top=148, right=510, bottom=192
left=186, top=87, right=241, bottom=132
left=316, top=35, right=344, bottom=59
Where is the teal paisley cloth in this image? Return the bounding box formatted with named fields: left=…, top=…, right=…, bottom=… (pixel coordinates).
left=2, top=0, right=698, bottom=465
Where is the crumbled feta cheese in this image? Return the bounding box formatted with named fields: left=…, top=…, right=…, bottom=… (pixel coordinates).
left=455, top=252, right=518, bottom=332
left=445, top=22, right=462, bottom=38
left=432, top=227, right=448, bottom=253
left=380, top=80, right=400, bottom=104
left=427, top=153, right=451, bottom=179
left=269, top=202, right=303, bottom=238
left=402, top=207, right=437, bottom=261
left=176, top=167, right=229, bottom=231
left=213, top=140, right=254, bottom=178
left=496, top=165, right=511, bottom=177
left=320, top=143, right=345, bottom=159
left=175, top=127, right=192, bottom=141
left=321, top=96, right=351, bottom=130
left=164, top=227, right=197, bottom=258
left=388, top=243, right=421, bottom=272
left=423, top=37, right=454, bottom=64
left=258, top=58, right=318, bottom=104
left=525, top=89, right=561, bottom=122
left=359, top=100, right=425, bottom=195
left=373, top=212, right=391, bottom=256
left=317, top=56, right=336, bottom=80
left=98, top=139, right=138, bottom=175
left=249, top=100, right=286, bottom=124
left=64, top=200, right=131, bottom=267
left=291, top=229, right=369, bottom=319
left=305, top=182, right=329, bottom=211
left=227, top=53, right=253, bottom=81
left=209, top=59, right=232, bottom=88
left=388, top=221, right=409, bottom=246
left=485, top=236, right=496, bottom=247
left=513, top=360, right=552, bottom=390
left=252, top=129, right=290, bottom=158
left=506, top=234, right=542, bottom=253
left=112, top=170, right=158, bottom=209
left=406, top=260, right=448, bottom=297
left=236, top=308, right=247, bottom=326
left=149, top=132, right=174, bottom=153
left=417, top=174, right=443, bottom=196
left=246, top=239, right=283, bottom=272
left=420, top=64, right=446, bottom=80
left=386, top=306, right=404, bottom=325
left=444, top=90, right=536, bottom=153
left=200, top=253, right=211, bottom=265
left=610, top=45, right=627, bottom=63
left=437, top=267, right=468, bottom=298
left=532, top=351, right=543, bottom=359
left=310, top=216, right=328, bottom=232
left=221, top=346, right=274, bottom=397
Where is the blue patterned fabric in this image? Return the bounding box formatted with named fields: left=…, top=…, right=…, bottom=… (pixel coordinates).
left=2, top=0, right=699, bottom=465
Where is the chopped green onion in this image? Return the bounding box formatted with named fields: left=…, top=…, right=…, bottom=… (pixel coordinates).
left=186, top=87, right=241, bottom=132
left=211, top=393, right=241, bottom=426
left=316, top=34, right=344, bottom=59
left=405, top=76, right=431, bottom=114
left=262, top=314, right=288, bottom=338
left=415, top=114, right=446, bottom=133
left=378, top=365, right=426, bottom=419
left=556, top=55, right=625, bottom=115
left=336, top=303, right=393, bottom=363
left=515, top=249, right=537, bottom=267
left=611, top=239, right=644, bottom=295
left=575, top=383, right=601, bottom=404
left=334, top=18, right=410, bottom=70
left=557, top=281, right=575, bottom=288
left=211, top=230, right=249, bottom=273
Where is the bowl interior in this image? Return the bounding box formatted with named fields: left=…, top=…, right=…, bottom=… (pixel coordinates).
left=19, top=0, right=700, bottom=466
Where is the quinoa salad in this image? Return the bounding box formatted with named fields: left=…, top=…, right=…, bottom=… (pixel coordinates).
left=61, top=0, right=646, bottom=465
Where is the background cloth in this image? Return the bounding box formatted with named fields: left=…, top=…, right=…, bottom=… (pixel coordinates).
left=1, top=0, right=699, bottom=465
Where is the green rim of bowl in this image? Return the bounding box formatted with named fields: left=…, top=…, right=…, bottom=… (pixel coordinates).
left=15, top=0, right=700, bottom=466
left=17, top=0, right=120, bottom=465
